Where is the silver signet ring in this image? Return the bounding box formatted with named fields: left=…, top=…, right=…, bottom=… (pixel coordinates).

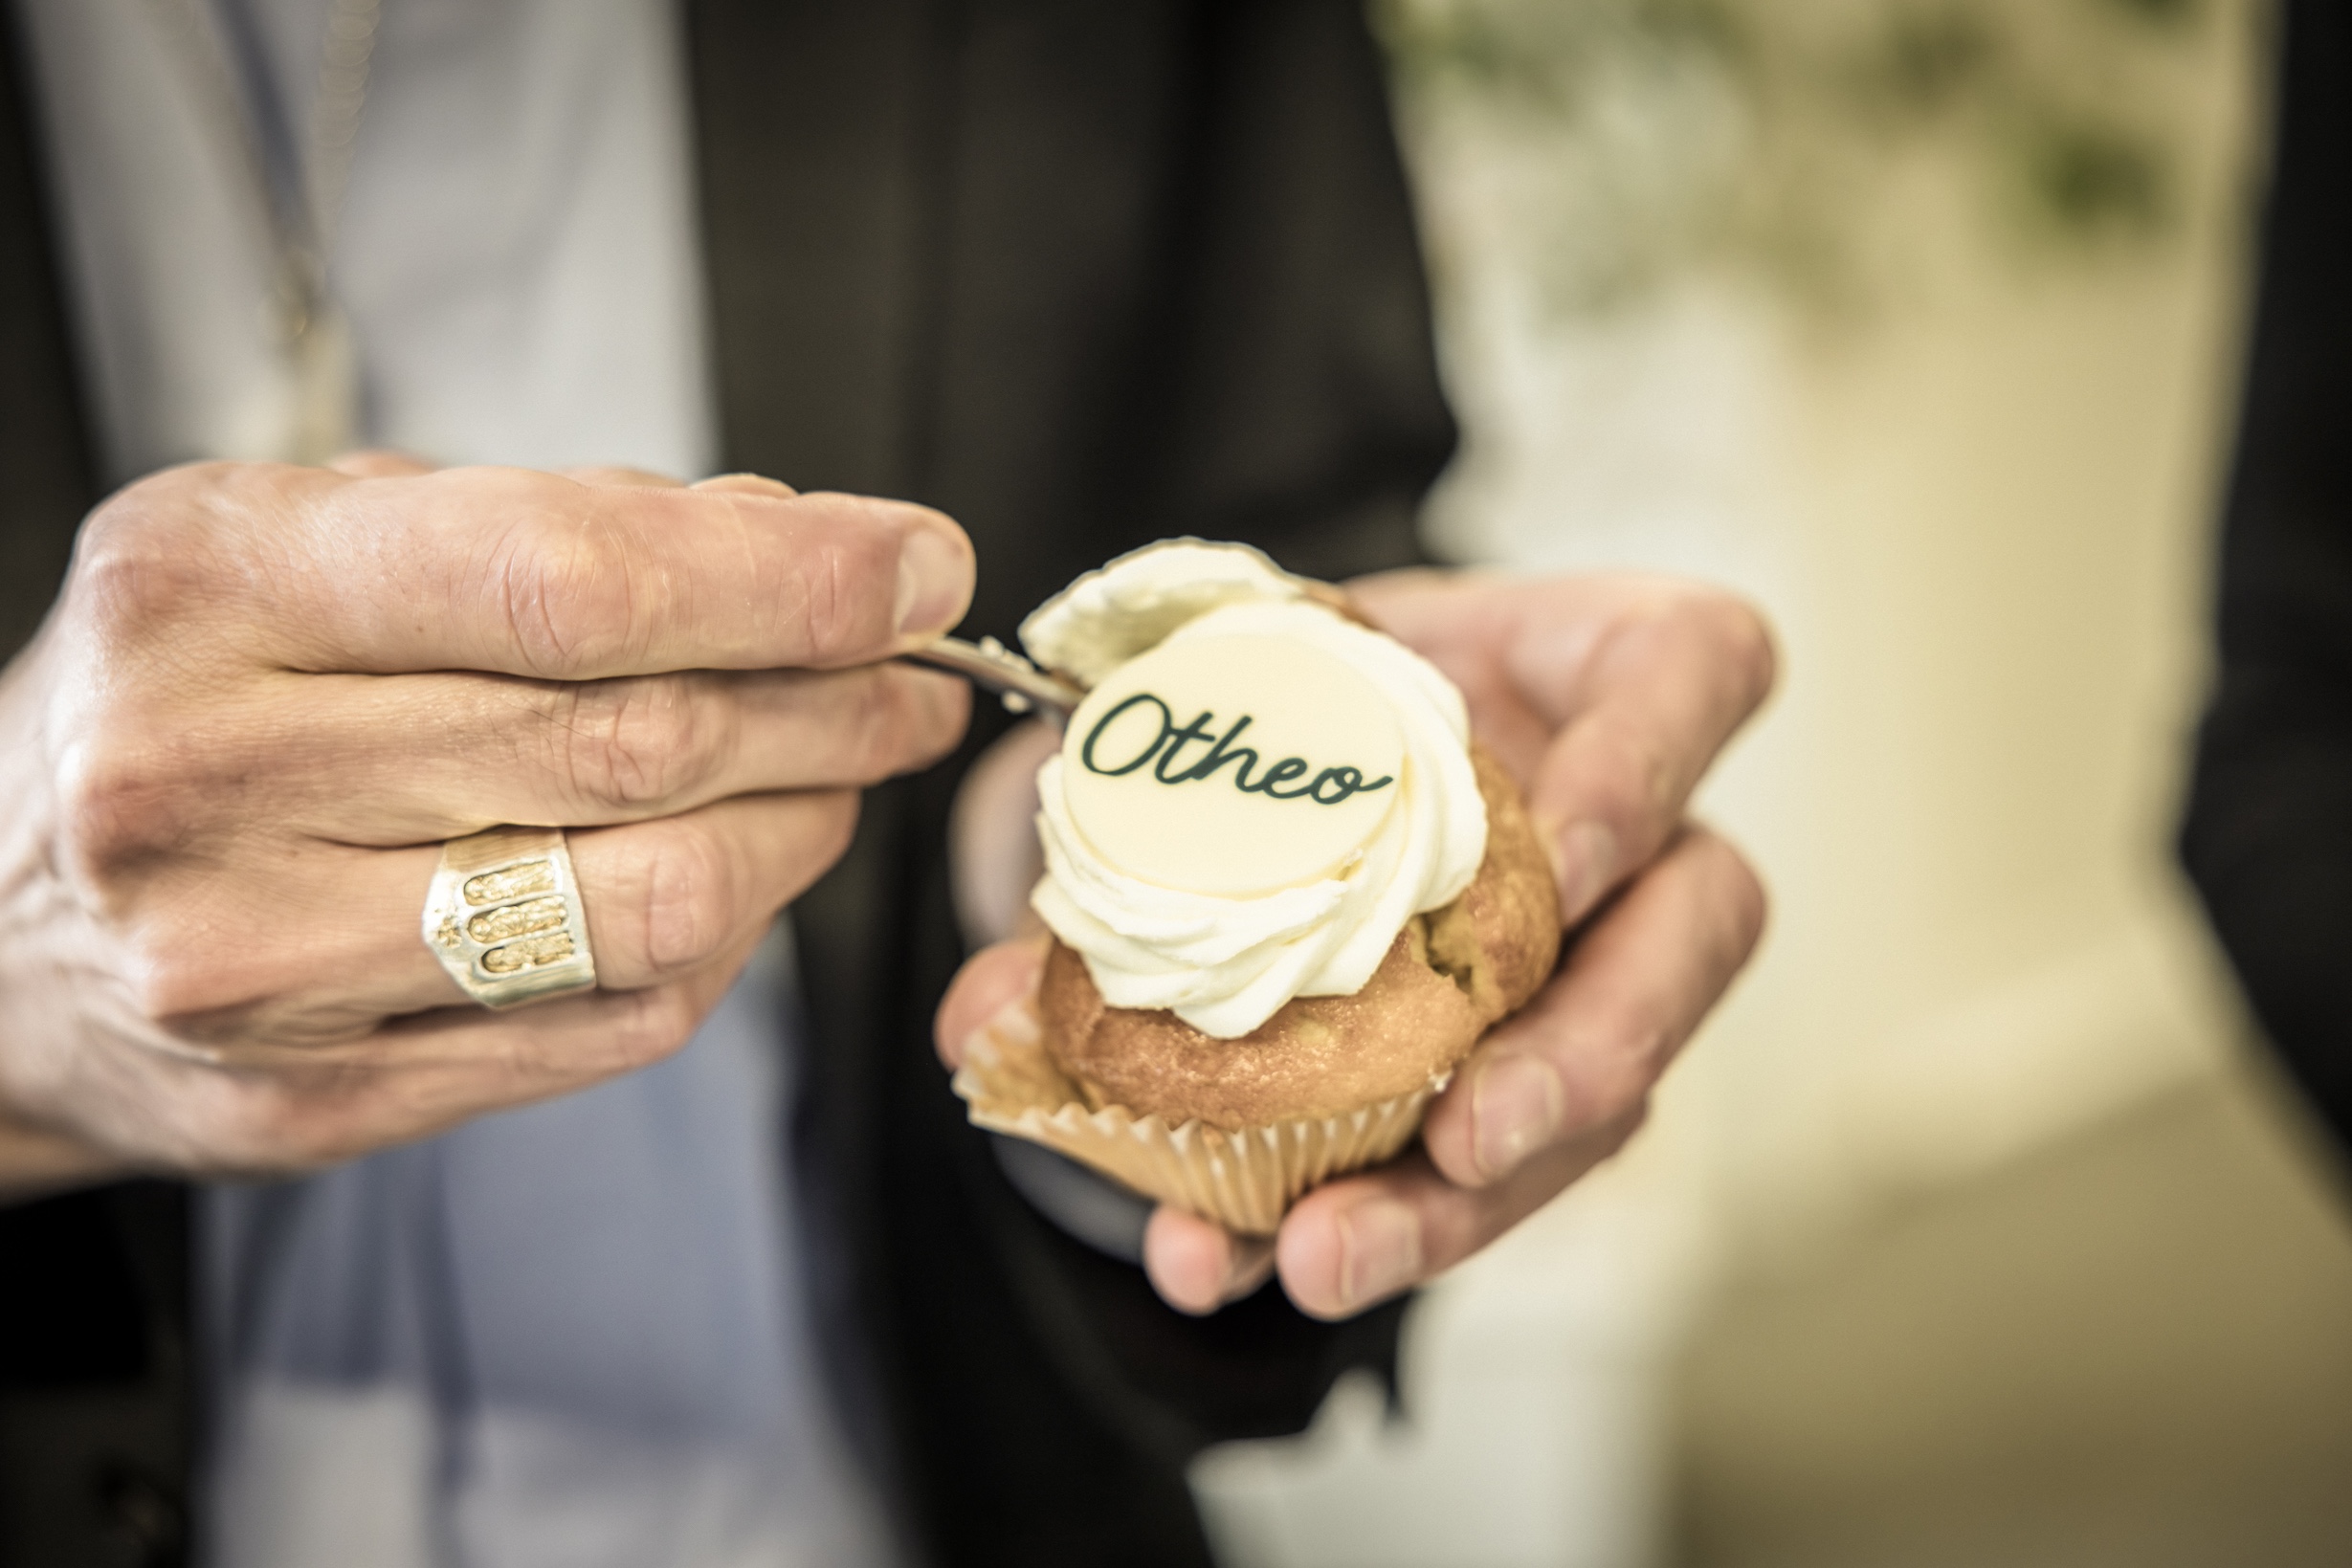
left=423, top=827, right=599, bottom=1009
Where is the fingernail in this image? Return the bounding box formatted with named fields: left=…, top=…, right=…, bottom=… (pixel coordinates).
left=1336, top=1199, right=1423, bottom=1311
left=1552, top=820, right=1620, bottom=923
left=1472, top=1051, right=1564, bottom=1182
left=896, top=526, right=968, bottom=637
left=693, top=472, right=798, bottom=497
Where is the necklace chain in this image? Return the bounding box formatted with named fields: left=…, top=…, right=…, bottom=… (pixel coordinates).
left=306, top=0, right=381, bottom=275
left=140, top=0, right=383, bottom=462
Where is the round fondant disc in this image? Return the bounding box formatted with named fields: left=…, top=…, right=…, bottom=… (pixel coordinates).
left=1061, top=633, right=1405, bottom=897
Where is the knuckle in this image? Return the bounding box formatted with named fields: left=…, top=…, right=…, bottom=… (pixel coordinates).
left=202, top=1078, right=300, bottom=1162
left=205, top=1078, right=348, bottom=1174
left=625, top=818, right=741, bottom=978
left=794, top=541, right=861, bottom=661
left=849, top=669, right=966, bottom=780
left=490, top=534, right=600, bottom=676
left=70, top=481, right=224, bottom=637
left=1586, top=1019, right=1675, bottom=1119
left=53, top=733, right=195, bottom=891
left=116, top=908, right=277, bottom=1029
left=69, top=461, right=340, bottom=645
left=127, top=945, right=242, bottom=1026
left=779, top=525, right=896, bottom=663
left=552, top=676, right=728, bottom=814
left=1649, top=585, right=1779, bottom=709
left=902, top=673, right=971, bottom=768
left=599, top=986, right=702, bottom=1072
left=1580, top=721, right=1676, bottom=834
left=483, top=497, right=650, bottom=678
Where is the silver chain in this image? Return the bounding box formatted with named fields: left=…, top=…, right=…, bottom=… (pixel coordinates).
left=305, top=0, right=381, bottom=267
left=138, top=0, right=383, bottom=463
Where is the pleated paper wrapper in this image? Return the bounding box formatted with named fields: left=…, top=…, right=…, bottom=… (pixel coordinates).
left=952, top=1008, right=1443, bottom=1237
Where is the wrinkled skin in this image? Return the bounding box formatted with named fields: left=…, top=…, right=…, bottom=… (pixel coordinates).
left=0, top=452, right=1769, bottom=1334
left=0, top=453, right=971, bottom=1193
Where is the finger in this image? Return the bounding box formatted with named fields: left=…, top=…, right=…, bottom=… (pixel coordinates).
left=935, top=950, right=1287, bottom=1315
left=159, top=922, right=769, bottom=1175
left=1420, top=826, right=1765, bottom=1190
left=692, top=474, right=799, bottom=499
left=326, top=450, right=436, bottom=477
left=1355, top=576, right=1775, bottom=921
left=125, top=791, right=861, bottom=1041
left=228, top=662, right=968, bottom=842
left=1520, top=588, right=1773, bottom=919
left=565, top=793, right=859, bottom=991
left=949, top=720, right=1058, bottom=946
left=935, top=936, right=1049, bottom=1070
left=92, top=464, right=975, bottom=678
left=1275, top=1116, right=1644, bottom=1320
left=1143, top=1205, right=1277, bottom=1314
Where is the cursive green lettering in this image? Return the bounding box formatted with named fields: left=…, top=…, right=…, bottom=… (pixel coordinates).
left=1080, top=693, right=1173, bottom=776
left=1309, top=765, right=1392, bottom=804
left=1079, top=693, right=1394, bottom=806
left=1254, top=757, right=1313, bottom=797
left=1178, top=717, right=1261, bottom=788
left=1153, top=710, right=1221, bottom=783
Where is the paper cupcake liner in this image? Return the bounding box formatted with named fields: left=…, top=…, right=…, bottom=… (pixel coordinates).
left=952, top=1007, right=1444, bottom=1236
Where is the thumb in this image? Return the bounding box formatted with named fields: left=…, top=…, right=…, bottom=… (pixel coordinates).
left=934, top=936, right=1049, bottom=1070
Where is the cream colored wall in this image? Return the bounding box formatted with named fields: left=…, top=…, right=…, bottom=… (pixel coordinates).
left=1413, top=1, right=2266, bottom=1251
left=1189, top=4, right=2345, bottom=1564
left=1674, top=166, right=2257, bottom=1260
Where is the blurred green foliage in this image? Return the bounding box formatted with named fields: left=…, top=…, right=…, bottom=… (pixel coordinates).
left=1374, top=0, right=2234, bottom=314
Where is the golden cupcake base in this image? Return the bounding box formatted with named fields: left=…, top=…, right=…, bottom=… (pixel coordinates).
left=953, top=1001, right=1442, bottom=1237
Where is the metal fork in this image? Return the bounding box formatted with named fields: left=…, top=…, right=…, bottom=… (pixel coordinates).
left=899, top=636, right=1082, bottom=718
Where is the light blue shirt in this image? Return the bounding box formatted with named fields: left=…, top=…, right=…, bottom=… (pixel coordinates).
left=15, top=1, right=898, bottom=1561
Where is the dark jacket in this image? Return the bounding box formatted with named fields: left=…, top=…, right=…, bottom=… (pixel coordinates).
left=0, top=3, right=1454, bottom=1563
left=2182, top=0, right=2352, bottom=1155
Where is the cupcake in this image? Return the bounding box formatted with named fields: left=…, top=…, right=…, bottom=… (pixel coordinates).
left=953, top=541, right=1560, bottom=1234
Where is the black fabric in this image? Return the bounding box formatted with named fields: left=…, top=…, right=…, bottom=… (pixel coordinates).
left=692, top=4, right=1446, bottom=1561
left=0, top=0, right=96, bottom=653
left=0, top=2, right=1453, bottom=1564
left=688, top=0, right=1444, bottom=630
left=0, top=1185, right=189, bottom=1568
left=0, top=1192, right=153, bottom=1391
left=0, top=11, right=189, bottom=1566
left=2182, top=0, right=2352, bottom=1153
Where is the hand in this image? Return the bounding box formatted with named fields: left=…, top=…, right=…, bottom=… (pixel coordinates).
left=937, top=570, right=1770, bottom=1317
left=0, top=454, right=972, bottom=1194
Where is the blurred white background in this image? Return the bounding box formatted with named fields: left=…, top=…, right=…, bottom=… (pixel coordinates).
left=1191, top=2, right=2352, bottom=1562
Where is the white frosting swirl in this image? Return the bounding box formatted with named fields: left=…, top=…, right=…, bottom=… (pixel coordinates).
left=1026, top=553, right=1487, bottom=1039
left=1018, top=539, right=1310, bottom=686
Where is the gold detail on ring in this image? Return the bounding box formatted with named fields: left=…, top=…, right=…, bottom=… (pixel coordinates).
left=481, top=932, right=578, bottom=974
left=423, top=827, right=597, bottom=1009
left=463, top=860, right=556, bottom=907
left=466, top=895, right=568, bottom=944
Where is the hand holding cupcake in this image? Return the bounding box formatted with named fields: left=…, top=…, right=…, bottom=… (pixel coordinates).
left=941, top=543, right=1775, bottom=1317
